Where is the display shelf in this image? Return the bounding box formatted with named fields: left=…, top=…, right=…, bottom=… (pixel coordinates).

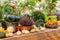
left=0, top=27, right=60, bottom=40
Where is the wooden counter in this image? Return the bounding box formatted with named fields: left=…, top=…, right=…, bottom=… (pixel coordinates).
left=1, top=27, right=60, bottom=40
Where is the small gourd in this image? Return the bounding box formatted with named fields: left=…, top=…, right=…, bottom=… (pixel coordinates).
left=35, top=28, right=40, bottom=31
left=0, top=32, right=6, bottom=38
left=48, top=19, right=55, bottom=25
left=6, top=33, right=13, bottom=37
left=0, top=27, right=4, bottom=32
left=40, top=26, right=46, bottom=30
left=16, top=30, right=21, bottom=35
left=8, top=33, right=14, bottom=37
left=40, top=27, right=46, bottom=30
left=22, top=30, right=30, bottom=34
left=57, top=21, right=60, bottom=26
left=30, top=29, right=36, bottom=33
left=7, top=26, right=14, bottom=33
left=3, top=30, right=9, bottom=34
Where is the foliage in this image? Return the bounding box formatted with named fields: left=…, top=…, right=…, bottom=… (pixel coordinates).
left=5, top=15, right=20, bottom=22
left=19, top=0, right=41, bottom=10
left=0, top=32, right=6, bottom=38
left=31, top=11, right=45, bottom=22
left=44, top=0, right=58, bottom=15
left=45, top=16, right=57, bottom=23
left=3, top=1, right=20, bottom=16
left=4, top=4, right=12, bottom=15
left=0, top=4, right=3, bottom=22
left=20, top=16, right=34, bottom=26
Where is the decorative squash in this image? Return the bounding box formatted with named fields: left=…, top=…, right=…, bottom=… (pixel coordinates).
left=3, top=30, right=9, bottom=34
left=16, top=30, right=21, bottom=35
left=6, top=32, right=13, bottom=37
left=40, top=27, right=46, bottom=30
left=48, top=20, right=55, bottom=25
left=22, top=30, right=30, bottom=33
left=0, top=27, right=4, bottom=32
left=0, top=32, right=6, bottom=38
left=57, top=21, right=60, bottom=26
left=30, top=29, right=36, bottom=33
left=7, top=26, right=14, bottom=33
left=30, top=28, right=40, bottom=33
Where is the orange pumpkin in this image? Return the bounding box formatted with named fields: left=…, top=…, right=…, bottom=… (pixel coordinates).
left=57, top=21, right=60, bottom=26
left=48, top=20, right=55, bottom=25
left=3, top=30, right=9, bottom=34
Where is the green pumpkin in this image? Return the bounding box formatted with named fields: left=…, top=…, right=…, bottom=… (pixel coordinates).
left=0, top=32, right=6, bottom=38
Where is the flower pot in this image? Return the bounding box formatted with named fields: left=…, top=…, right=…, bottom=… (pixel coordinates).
left=16, top=26, right=21, bottom=32
left=45, top=24, right=57, bottom=28
left=20, top=26, right=30, bottom=31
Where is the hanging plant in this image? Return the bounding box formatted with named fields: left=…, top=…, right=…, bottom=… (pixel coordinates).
left=0, top=4, right=3, bottom=22
left=45, top=0, right=58, bottom=15
left=3, top=1, right=20, bottom=16
left=27, top=0, right=36, bottom=9
left=4, top=4, right=12, bottom=15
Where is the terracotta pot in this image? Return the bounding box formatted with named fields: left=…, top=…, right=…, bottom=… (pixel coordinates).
left=16, top=26, right=21, bottom=32
left=45, top=23, right=57, bottom=28
left=20, top=26, right=30, bottom=31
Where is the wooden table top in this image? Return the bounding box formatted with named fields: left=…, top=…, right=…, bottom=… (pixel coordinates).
left=1, top=27, right=60, bottom=40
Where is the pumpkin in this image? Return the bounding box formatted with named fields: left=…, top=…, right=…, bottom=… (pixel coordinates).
left=22, top=30, right=30, bottom=33
left=3, top=30, right=9, bottom=34
left=30, top=28, right=40, bottom=33
left=57, top=21, right=60, bottom=26
left=48, top=20, right=55, bottom=25
left=0, top=27, right=4, bottom=32
left=40, top=27, right=46, bottom=30
left=30, top=29, right=36, bottom=33
left=7, top=26, right=14, bottom=33
left=6, top=33, right=13, bottom=37
left=0, top=32, right=6, bottom=38
left=16, top=30, right=21, bottom=35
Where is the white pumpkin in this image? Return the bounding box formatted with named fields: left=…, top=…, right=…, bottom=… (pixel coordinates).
left=40, top=27, right=46, bottom=30
left=30, top=29, right=36, bottom=33
left=16, top=31, right=21, bottom=35
left=7, top=26, right=14, bottom=33
left=6, top=33, right=9, bottom=37
left=32, top=25, right=37, bottom=28
left=35, top=28, right=40, bottom=32
left=9, top=33, right=13, bottom=36
left=6, top=32, right=14, bottom=37
left=22, top=30, right=30, bottom=34
left=0, top=27, right=4, bottom=32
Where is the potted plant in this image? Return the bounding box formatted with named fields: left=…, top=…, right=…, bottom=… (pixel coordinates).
left=45, top=16, right=58, bottom=28
left=20, top=16, right=34, bottom=31
left=31, top=11, right=45, bottom=22
left=31, top=11, right=45, bottom=27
